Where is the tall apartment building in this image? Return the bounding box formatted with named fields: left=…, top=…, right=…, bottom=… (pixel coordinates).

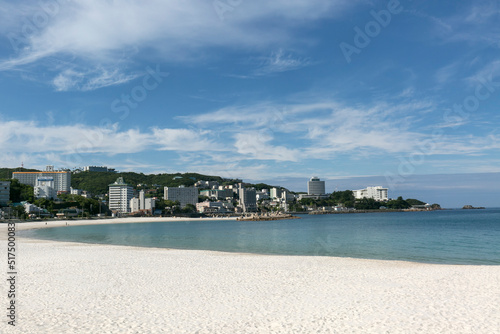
left=164, top=186, right=198, bottom=208
left=238, top=187, right=257, bottom=212
left=270, top=187, right=282, bottom=200
left=0, top=181, right=10, bottom=206
left=12, top=166, right=71, bottom=192
left=353, top=186, right=388, bottom=201
left=307, top=176, right=325, bottom=195
left=130, top=190, right=155, bottom=213
left=108, top=177, right=133, bottom=213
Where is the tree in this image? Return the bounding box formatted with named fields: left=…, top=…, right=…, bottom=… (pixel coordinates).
left=253, top=183, right=275, bottom=191
left=354, top=198, right=381, bottom=210
left=199, top=195, right=212, bottom=202
left=330, top=190, right=355, bottom=206
left=386, top=197, right=411, bottom=209
left=406, top=198, right=426, bottom=206
left=7, top=179, right=34, bottom=203
left=12, top=205, right=27, bottom=219
left=183, top=204, right=197, bottom=214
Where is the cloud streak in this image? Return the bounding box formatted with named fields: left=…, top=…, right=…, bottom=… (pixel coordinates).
left=0, top=0, right=351, bottom=68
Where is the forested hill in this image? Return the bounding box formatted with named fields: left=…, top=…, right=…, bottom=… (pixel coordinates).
left=0, top=168, right=240, bottom=195
left=0, top=168, right=40, bottom=179
left=71, top=172, right=237, bottom=195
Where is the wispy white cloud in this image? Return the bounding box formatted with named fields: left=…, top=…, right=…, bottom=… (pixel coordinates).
left=52, top=68, right=140, bottom=91
left=0, top=120, right=219, bottom=155
left=179, top=98, right=500, bottom=162
left=234, top=131, right=300, bottom=161
left=0, top=0, right=355, bottom=91
left=0, top=0, right=351, bottom=69
left=152, top=128, right=222, bottom=152
left=465, top=60, right=500, bottom=88
left=427, top=2, right=500, bottom=47
left=253, top=49, right=312, bottom=76
left=435, top=61, right=460, bottom=85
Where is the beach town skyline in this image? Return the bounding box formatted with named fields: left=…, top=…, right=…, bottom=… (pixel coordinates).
left=0, top=1, right=499, bottom=210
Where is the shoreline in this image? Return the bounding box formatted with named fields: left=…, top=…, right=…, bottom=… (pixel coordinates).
left=4, top=217, right=499, bottom=266
left=0, top=216, right=238, bottom=232
left=1, top=234, right=499, bottom=333
left=1, top=215, right=499, bottom=332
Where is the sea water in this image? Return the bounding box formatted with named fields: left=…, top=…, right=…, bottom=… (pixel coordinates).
left=20, top=209, right=500, bottom=265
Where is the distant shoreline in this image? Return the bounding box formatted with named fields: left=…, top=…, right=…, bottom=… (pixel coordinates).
left=0, top=216, right=238, bottom=233
left=293, top=208, right=443, bottom=215
left=3, top=207, right=496, bottom=230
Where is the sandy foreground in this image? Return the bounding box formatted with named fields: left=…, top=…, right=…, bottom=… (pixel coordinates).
left=1, top=218, right=499, bottom=333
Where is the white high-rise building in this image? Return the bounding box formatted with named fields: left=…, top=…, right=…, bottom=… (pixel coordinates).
left=34, top=177, right=57, bottom=199
left=130, top=190, right=155, bottom=213
left=0, top=181, right=10, bottom=206
left=164, top=186, right=198, bottom=208
left=307, top=177, right=325, bottom=195
left=130, top=198, right=140, bottom=213
left=353, top=186, right=388, bottom=201
left=281, top=190, right=295, bottom=202
left=270, top=187, right=282, bottom=200
left=139, top=190, right=145, bottom=210
left=108, top=177, right=133, bottom=213
left=13, top=166, right=71, bottom=192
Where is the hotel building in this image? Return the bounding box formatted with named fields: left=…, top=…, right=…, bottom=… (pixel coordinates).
left=108, top=177, right=134, bottom=213
left=34, top=177, right=57, bottom=199
left=353, top=186, right=389, bottom=201
left=308, top=176, right=326, bottom=195
left=12, top=166, right=71, bottom=192
left=164, top=186, right=198, bottom=208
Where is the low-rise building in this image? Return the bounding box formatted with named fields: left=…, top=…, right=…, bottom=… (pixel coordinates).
left=280, top=190, right=295, bottom=202
left=196, top=201, right=234, bottom=214
left=256, top=191, right=269, bottom=201
left=200, top=189, right=233, bottom=200
left=70, top=187, right=82, bottom=196
left=83, top=166, right=116, bottom=173
left=196, top=201, right=223, bottom=213
left=298, top=194, right=329, bottom=200
left=195, top=180, right=220, bottom=189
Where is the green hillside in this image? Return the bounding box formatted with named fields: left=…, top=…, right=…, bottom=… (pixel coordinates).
left=0, top=167, right=40, bottom=179
left=71, top=171, right=239, bottom=195
left=1, top=167, right=241, bottom=196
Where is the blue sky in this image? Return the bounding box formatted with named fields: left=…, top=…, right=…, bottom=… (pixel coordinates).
left=0, top=0, right=499, bottom=207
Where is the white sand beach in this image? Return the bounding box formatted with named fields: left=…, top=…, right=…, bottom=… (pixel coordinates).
left=1, top=218, right=499, bottom=333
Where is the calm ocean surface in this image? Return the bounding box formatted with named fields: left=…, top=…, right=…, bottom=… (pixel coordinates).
left=21, top=209, right=500, bottom=265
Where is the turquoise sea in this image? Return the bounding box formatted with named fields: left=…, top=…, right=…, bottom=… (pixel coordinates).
left=21, top=209, right=500, bottom=265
